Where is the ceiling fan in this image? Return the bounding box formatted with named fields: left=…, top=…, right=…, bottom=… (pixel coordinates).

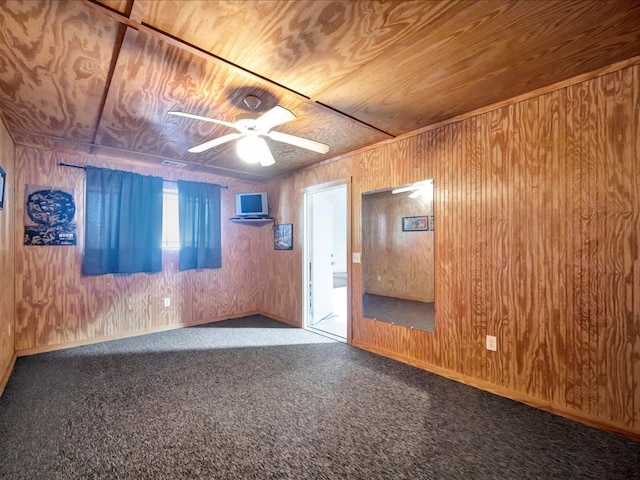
left=168, top=95, right=330, bottom=167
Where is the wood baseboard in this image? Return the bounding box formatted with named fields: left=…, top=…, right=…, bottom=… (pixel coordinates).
left=0, top=353, right=17, bottom=398
left=15, top=311, right=260, bottom=357
left=352, top=339, right=640, bottom=443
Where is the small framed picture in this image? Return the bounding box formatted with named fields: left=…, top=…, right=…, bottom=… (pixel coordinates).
left=0, top=166, right=6, bottom=210
left=402, top=215, right=429, bottom=231
left=274, top=223, right=293, bottom=250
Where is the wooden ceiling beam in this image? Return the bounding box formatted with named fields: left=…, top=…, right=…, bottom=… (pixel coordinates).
left=89, top=22, right=129, bottom=150
left=92, top=26, right=140, bottom=147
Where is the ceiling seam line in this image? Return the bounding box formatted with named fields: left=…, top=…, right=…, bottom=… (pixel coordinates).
left=78, top=2, right=393, bottom=138
left=315, top=102, right=395, bottom=138
left=83, top=0, right=141, bottom=30
left=137, top=22, right=391, bottom=136
left=139, top=22, right=311, bottom=102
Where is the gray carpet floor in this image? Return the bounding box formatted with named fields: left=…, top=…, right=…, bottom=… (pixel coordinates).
left=0, top=315, right=638, bottom=479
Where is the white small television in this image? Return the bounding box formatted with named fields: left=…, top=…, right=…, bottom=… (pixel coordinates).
left=235, top=192, right=269, bottom=217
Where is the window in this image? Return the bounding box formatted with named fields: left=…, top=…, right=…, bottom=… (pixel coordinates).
left=82, top=167, right=163, bottom=275
left=162, top=184, right=180, bottom=250
left=177, top=180, right=222, bottom=270
left=162, top=182, right=222, bottom=267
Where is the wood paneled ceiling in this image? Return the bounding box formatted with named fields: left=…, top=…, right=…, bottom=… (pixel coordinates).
left=1, top=0, right=639, bottom=181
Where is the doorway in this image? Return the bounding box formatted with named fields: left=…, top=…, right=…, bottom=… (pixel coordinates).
left=303, top=183, right=348, bottom=341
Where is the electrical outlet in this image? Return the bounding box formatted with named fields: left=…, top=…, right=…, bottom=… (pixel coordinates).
left=486, top=335, right=497, bottom=351
left=377, top=275, right=381, bottom=281
left=352, top=252, right=361, bottom=263
left=163, top=297, right=171, bottom=308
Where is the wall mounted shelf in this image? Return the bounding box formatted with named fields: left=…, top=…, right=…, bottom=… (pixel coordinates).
left=229, top=217, right=275, bottom=226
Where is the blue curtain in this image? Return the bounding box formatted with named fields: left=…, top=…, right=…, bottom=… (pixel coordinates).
left=82, top=167, right=163, bottom=275
left=178, top=180, right=221, bottom=271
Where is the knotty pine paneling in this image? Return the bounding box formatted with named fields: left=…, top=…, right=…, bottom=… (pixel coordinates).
left=633, top=67, right=640, bottom=434
left=0, top=115, right=16, bottom=393
left=258, top=178, right=302, bottom=326
left=537, top=88, right=567, bottom=408
left=264, top=63, right=640, bottom=438
left=260, top=161, right=355, bottom=326
left=13, top=147, right=265, bottom=353
left=599, top=69, right=636, bottom=426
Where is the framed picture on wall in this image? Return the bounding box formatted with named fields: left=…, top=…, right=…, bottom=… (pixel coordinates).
left=0, top=166, right=6, bottom=210
left=23, top=185, right=77, bottom=245
left=274, top=223, right=293, bottom=250
left=402, top=215, right=429, bottom=231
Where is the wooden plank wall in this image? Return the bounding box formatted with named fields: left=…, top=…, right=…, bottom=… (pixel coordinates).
left=0, top=116, right=16, bottom=393
left=13, top=148, right=269, bottom=354
left=261, top=63, right=640, bottom=438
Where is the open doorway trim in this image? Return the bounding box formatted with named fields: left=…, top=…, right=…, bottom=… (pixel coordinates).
left=301, top=178, right=352, bottom=344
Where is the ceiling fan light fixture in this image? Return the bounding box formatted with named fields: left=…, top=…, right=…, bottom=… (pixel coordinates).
left=236, top=134, right=274, bottom=166
left=172, top=103, right=326, bottom=166
left=236, top=135, right=259, bottom=163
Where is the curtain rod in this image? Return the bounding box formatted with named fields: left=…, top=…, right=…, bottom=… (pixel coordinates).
left=58, top=162, right=229, bottom=189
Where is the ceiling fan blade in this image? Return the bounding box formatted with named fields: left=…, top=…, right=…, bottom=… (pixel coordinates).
left=254, top=106, right=296, bottom=131
left=259, top=154, right=275, bottom=167
left=255, top=138, right=275, bottom=166
left=188, top=133, right=243, bottom=153
left=168, top=111, right=238, bottom=130
left=267, top=131, right=330, bottom=154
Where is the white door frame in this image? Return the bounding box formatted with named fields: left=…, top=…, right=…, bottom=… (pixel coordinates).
left=309, top=194, right=334, bottom=324
left=302, top=179, right=352, bottom=343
